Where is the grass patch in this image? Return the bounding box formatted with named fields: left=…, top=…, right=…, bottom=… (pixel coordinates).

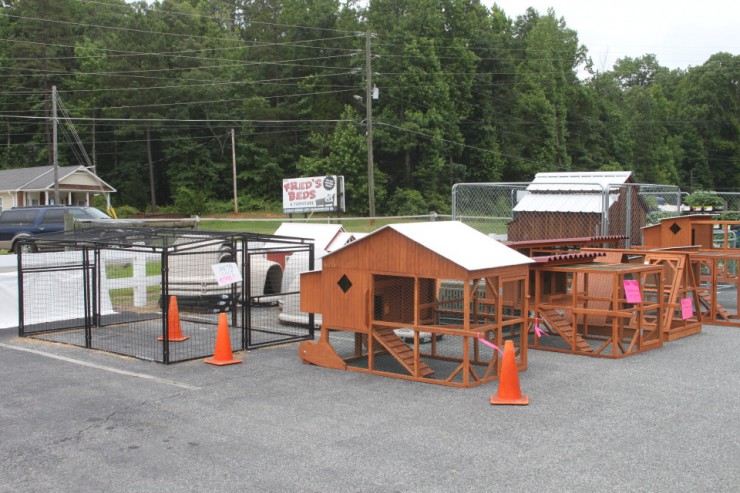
left=107, top=261, right=161, bottom=279
left=109, top=285, right=161, bottom=306
left=458, top=219, right=509, bottom=236
left=199, top=219, right=283, bottom=235
left=198, top=216, right=440, bottom=235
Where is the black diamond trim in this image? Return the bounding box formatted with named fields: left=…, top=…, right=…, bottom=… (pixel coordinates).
left=669, top=222, right=681, bottom=235
left=337, top=274, right=352, bottom=293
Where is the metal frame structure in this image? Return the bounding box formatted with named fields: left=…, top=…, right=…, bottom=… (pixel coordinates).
left=17, top=227, right=315, bottom=363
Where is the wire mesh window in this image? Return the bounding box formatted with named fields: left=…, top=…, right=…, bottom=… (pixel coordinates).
left=17, top=228, right=314, bottom=363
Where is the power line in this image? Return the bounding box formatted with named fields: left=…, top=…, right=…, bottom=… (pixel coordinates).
left=0, top=72, right=358, bottom=96
left=79, top=0, right=360, bottom=35
left=0, top=35, right=360, bottom=66
left=0, top=114, right=354, bottom=124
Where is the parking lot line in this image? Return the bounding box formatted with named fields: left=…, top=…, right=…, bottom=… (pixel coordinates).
left=0, top=342, right=200, bottom=390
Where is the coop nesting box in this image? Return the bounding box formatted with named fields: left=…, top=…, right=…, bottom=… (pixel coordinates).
left=298, top=221, right=534, bottom=387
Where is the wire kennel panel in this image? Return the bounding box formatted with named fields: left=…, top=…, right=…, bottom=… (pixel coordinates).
left=17, top=228, right=315, bottom=363
left=243, top=241, right=315, bottom=349
left=18, top=249, right=94, bottom=341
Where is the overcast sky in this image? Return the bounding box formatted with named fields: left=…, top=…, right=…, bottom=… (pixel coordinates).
left=489, top=0, right=740, bottom=72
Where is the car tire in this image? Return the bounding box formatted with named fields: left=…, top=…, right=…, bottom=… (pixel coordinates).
left=13, top=241, right=37, bottom=254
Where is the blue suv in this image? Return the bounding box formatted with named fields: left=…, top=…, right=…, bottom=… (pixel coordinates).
left=0, top=206, right=111, bottom=253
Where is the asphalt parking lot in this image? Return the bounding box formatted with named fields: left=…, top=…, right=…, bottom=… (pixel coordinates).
left=1, top=323, right=738, bottom=493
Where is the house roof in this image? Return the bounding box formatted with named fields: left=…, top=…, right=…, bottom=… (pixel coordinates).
left=349, top=221, right=534, bottom=271
left=0, top=165, right=115, bottom=192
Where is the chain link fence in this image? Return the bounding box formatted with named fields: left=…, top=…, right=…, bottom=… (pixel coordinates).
left=452, top=182, right=683, bottom=247
left=716, top=192, right=740, bottom=216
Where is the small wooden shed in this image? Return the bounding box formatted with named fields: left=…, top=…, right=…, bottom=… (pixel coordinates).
left=298, top=221, right=534, bottom=387
left=508, top=171, right=647, bottom=244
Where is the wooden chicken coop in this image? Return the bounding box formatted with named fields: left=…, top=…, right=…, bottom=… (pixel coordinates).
left=530, top=260, right=664, bottom=358
left=298, top=221, right=534, bottom=387
left=582, top=248, right=703, bottom=341
left=641, top=217, right=740, bottom=326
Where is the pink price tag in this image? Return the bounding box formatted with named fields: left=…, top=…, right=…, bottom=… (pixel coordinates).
left=477, top=337, right=503, bottom=356
left=623, top=280, right=642, bottom=303
left=681, top=297, right=694, bottom=320
left=534, top=319, right=547, bottom=338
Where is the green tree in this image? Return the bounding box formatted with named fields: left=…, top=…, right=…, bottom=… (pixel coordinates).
left=0, top=0, right=89, bottom=169
left=675, top=53, right=739, bottom=190
left=506, top=8, right=585, bottom=179
left=298, top=105, right=387, bottom=214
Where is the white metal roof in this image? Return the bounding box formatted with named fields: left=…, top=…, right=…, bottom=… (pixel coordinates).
left=326, top=231, right=366, bottom=254
left=384, top=221, right=533, bottom=271
left=271, top=223, right=346, bottom=257
left=513, top=193, right=618, bottom=213
left=528, top=171, right=633, bottom=192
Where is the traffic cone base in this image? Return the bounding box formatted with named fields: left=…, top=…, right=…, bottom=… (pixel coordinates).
left=204, top=313, right=242, bottom=366
left=159, top=296, right=190, bottom=342
left=491, top=394, right=528, bottom=405
left=158, top=335, right=190, bottom=342
left=204, top=356, right=242, bottom=366
left=490, top=340, right=529, bottom=406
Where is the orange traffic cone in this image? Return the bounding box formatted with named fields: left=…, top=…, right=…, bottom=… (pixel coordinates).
left=491, top=340, right=528, bottom=405
left=204, top=313, right=242, bottom=366
left=158, top=296, right=189, bottom=342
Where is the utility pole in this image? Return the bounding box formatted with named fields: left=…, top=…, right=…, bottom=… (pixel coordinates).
left=52, top=85, right=60, bottom=205
left=231, top=128, right=238, bottom=214
left=146, top=127, right=157, bottom=212
left=92, top=117, right=96, bottom=173
left=365, top=31, right=375, bottom=218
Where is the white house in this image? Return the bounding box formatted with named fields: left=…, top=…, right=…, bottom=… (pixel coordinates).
left=0, top=165, right=115, bottom=212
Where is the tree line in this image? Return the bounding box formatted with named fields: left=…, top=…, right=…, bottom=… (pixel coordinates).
left=1, top=0, right=738, bottom=215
